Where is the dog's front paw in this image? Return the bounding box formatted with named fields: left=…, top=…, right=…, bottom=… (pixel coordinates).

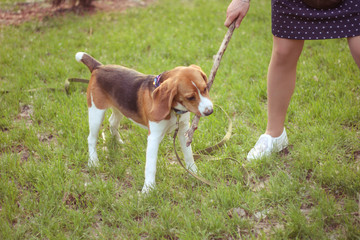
left=141, top=183, right=155, bottom=194
left=88, top=153, right=99, bottom=168
left=187, top=163, right=198, bottom=174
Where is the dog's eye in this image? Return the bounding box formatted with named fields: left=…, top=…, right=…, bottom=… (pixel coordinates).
left=187, top=96, right=196, bottom=101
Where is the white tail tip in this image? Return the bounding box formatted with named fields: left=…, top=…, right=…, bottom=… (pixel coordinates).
left=75, top=52, right=85, bottom=62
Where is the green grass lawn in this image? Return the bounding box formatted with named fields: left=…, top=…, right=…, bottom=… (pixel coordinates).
left=1, top=0, right=359, bottom=239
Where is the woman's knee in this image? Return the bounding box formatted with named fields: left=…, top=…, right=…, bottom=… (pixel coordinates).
left=271, top=37, right=304, bottom=65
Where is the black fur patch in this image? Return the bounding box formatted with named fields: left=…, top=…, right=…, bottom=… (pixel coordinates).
left=96, top=65, right=155, bottom=113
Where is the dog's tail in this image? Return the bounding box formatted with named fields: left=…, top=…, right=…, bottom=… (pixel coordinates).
left=75, top=52, right=102, bottom=72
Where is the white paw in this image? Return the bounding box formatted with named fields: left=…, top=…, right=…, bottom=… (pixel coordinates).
left=88, top=154, right=99, bottom=167
left=141, top=183, right=155, bottom=194
left=109, top=127, right=125, bottom=144
left=116, top=137, right=124, bottom=144
left=114, top=132, right=124, bottom=144
left=187, top=163, right=198, bottom=174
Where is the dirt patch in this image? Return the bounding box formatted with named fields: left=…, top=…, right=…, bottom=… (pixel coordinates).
left=63, top=191, right=91, bottom=209
left=0, top=0, right=155, bottom=26
left=16, top=104, right=34, bottom=128
left=11, top=144, right=31, bottom=162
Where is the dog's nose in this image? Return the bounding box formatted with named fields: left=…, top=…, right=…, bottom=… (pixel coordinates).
left=203, top=108, right=213, bottom=116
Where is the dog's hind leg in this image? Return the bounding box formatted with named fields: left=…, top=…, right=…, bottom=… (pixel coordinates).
left=109, top=108, right=124, bottom=144
left=88, top=104, right=106, bottom=167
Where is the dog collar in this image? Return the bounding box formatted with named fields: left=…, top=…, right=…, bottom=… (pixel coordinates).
left=153, top=74, right=162, bottom=88
left=173, top=108, right=188, bottom=115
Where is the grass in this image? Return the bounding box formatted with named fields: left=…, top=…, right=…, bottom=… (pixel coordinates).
left=1, top=0, right=359, bottom=238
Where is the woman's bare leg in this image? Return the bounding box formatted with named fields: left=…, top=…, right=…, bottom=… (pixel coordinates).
left=347, top=36, right=360, bottom=69
left=265, top=36, right=304, bottom=137
left=247, top=37, right=304, bottom=160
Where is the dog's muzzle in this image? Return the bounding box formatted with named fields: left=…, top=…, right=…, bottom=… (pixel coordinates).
left=203, top=107, right=213, bottom=116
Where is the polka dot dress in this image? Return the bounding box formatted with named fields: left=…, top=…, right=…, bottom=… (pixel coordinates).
left=272, top=0, right=360, bottom=40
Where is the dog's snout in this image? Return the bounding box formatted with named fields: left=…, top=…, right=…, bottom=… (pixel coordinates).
left=198, top=97, right=213, bottom=117
left=204, top=107, right=213, bottom=116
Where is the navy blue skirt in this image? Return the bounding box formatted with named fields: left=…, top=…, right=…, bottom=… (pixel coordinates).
left=272, top=0, right=360, bottom=40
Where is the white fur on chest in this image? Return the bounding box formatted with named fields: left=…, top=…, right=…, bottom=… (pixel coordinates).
left=148, top=111, right=190, bottom=135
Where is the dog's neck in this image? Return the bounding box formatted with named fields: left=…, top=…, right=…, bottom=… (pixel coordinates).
left=173, top=108, right=188, bottom=115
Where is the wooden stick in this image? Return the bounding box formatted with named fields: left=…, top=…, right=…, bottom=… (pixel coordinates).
left=185, top=22, right=236, bottom=147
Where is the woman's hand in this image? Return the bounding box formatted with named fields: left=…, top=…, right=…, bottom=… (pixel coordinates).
left=224, top=0, right=250, bottom=28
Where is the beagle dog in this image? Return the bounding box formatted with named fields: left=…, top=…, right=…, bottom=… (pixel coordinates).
left=75, top=52, right=213, bottom=193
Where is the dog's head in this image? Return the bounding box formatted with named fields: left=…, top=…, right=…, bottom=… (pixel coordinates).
left=150, top=65, right=213, bottom=122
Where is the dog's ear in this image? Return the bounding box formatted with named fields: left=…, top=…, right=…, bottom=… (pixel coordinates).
left=150, top=79, right=177, bottom=122
left=189, top=65, right=208, bottom=83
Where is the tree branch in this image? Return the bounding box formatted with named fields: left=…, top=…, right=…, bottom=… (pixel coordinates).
left=185, top=22, right=236, bottom=147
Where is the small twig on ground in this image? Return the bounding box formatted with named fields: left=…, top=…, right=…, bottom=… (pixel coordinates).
left=185, top=22, right=236, bottom=147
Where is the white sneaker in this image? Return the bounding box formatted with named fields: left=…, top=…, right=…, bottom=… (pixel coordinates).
left=247, top=128, right=288, bottom=161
